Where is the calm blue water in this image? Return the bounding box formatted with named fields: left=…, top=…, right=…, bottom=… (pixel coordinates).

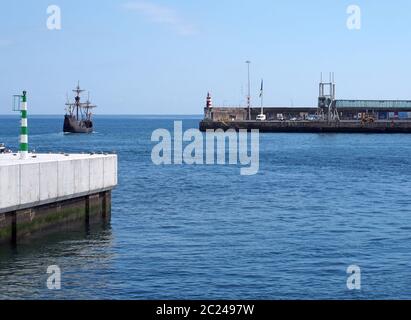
left=1, top=115, right=411, bottom=300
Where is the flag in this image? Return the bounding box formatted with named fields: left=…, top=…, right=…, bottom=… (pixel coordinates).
left=259, top=79, right=264, bottom=98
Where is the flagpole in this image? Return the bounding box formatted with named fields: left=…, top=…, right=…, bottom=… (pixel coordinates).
left=260, top=79, right=264, bottom=115
left=246, top=61, right=251, bottom=120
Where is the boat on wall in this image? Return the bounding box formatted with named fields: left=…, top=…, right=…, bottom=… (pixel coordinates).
left=63, top=82, right=97, bottom=133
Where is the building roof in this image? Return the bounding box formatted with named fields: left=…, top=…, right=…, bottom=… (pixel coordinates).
left=335, top=100, right=411, bottom=111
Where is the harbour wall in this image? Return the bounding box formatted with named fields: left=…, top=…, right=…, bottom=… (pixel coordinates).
left=199, top=119, right=411, bottom=133
left=0, top=153, right=117, bottom=244
left=204, top=107, right=318, bottom=122
left=204, top=106, right=411, bottom=122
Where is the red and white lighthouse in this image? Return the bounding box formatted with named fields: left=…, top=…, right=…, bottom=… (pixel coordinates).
left=206, top=92, right=212, bottom=109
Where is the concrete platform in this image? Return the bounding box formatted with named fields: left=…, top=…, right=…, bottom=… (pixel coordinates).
left=0, top=153, right=118, bottom=244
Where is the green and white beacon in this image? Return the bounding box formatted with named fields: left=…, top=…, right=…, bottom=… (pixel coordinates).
left=21, top=91, right=29, bottom=159
left=15, top=91, right=29, bottom=159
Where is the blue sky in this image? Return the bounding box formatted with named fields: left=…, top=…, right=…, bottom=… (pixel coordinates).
left=1, top=0, right=411, bottom=114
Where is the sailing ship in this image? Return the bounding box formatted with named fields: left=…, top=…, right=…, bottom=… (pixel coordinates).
left=63, top=82, right=96, bottom=133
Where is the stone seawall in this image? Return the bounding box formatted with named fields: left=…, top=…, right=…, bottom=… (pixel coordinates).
left=200, top=120, right=411, bottom=133
left=0, top=191, right=111, bottom=244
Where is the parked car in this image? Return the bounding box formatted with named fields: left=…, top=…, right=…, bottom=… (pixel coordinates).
left=307, top=115, right=320, bottom=121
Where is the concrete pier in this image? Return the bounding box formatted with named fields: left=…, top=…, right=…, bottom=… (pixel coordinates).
left=200, top=119, right=411, bottom=133
left=0, top=153, right=117, bottom=244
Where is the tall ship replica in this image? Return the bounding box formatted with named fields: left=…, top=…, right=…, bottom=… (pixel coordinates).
left=64, top=82, right=96, bottom=133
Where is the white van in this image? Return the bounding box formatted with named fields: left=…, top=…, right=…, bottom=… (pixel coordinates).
left=256, top=114, right=267, bottom=121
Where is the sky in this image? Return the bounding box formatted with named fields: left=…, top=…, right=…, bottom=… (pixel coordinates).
left=1, top=0, right=411, bottom=114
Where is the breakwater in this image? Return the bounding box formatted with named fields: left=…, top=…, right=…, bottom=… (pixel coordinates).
left=199, top=119, right=411, bottom=133
left=0, top=153, right=117, bottom=244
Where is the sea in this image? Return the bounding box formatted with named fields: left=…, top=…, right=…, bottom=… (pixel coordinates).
left=1, top=115, right=411, bottom=300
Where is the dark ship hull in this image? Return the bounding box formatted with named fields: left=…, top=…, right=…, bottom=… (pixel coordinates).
left=63, top=115, right=93, bottom=133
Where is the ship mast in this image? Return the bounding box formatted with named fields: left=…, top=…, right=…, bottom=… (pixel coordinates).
left=65, top=82, right=97, bottom=122
left=84, top=92, right=96, bottom=120
left=73, top=81, right=85, bottom=120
